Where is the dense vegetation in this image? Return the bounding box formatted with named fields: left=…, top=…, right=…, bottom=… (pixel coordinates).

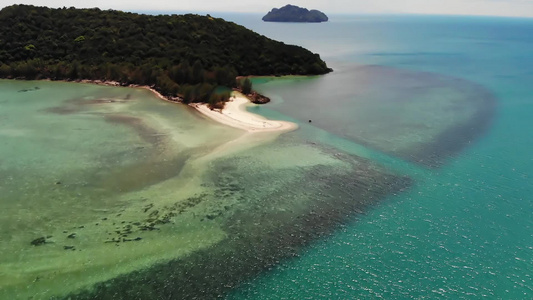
left=0, top=5, right=331, bottom=104
left=262, top=5, right=328, bottom=23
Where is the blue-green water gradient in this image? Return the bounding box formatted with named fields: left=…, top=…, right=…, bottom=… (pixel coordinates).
left=219, top=14, right=533, bottom=298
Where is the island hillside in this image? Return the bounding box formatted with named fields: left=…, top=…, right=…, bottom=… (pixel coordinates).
left=262, top=4, right=328, bottom=23
left=0, top=5, right=331, bottom=105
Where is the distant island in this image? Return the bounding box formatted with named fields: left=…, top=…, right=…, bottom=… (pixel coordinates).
left=262, top=4, right=328, bottom=23
left=0, top=5, right=331, bottom=107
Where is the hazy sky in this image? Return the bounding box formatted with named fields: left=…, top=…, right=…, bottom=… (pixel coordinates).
left=2, top=0, right=533, bottom=17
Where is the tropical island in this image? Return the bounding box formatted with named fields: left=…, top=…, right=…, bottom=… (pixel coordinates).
left=0, top=5, right=331, bottom=109
left=262, top=4, right=329, bottom=23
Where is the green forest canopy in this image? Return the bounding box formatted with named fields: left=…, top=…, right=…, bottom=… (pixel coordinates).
left=0, top=5, right=332, bottom=104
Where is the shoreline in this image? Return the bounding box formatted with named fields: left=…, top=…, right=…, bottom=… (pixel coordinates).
left=76, top=79, right=180, bottom=103
left=4, top=77, right=299, bottom=134
left=75, top=79, right=297, bottom=134
left=192, top=92, right=298, bottom=133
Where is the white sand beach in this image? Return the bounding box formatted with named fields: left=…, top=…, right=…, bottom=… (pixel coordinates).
left=192, top=92, right=298, bottom=133
left=81, top=81, right=292, bottom=134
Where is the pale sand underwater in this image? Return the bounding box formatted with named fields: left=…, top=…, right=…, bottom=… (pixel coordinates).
left=0, top=80, right=409, bottom=299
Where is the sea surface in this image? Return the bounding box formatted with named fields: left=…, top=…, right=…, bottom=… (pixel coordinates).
left=220, top=14, right=533, bottom=299
left=1, top=13, right=532, bottom=299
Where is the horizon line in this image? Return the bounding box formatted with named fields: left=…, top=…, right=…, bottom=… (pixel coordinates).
left=2, top=4, right=532, bottom=20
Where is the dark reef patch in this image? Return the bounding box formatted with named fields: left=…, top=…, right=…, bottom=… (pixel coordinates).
left=78, top=98, right=128, bottom=105
left=94, top=114, right=192, bottom=194
left=94, top=154, right=190, bottom=195
left=254, top=65, right=497, bottom=168
left=44, top=106, right=80, bottom=115
left=346, top=67, right=498, bottom=168
left=44, top=94, right=190, bottom=195
left=44, top=97, right=128, bottom=115
left=398, top=79, right=497, bottom=168
left=17, top=86, right=40, bottom=93
left=61, top=145, right=411, bottom=299
left=403, top=84, right=496, bottom=168
left=102, top=114, right=162, bottom=145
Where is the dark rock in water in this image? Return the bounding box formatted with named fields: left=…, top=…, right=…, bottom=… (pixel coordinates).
left=67, top=233, right=76, bottom=239
left=143, top=203, right=154, bottom=213
left=55, top=181, right=61, bottom=185
left=247, top=92, right=271, bottom=104
left=122, top=237, right=143, bottom=242
left=139, top=224, right=159, bottom=231
left=263, top=4, right=328, bottom=23
left=30, top=237, right=46, bottom=246
left=63, top=245, right=75, bottom=250
left=17, top=86, right=40, bottom=93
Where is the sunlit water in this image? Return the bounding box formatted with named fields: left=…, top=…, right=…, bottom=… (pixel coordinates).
left=1, top=13, right=532, bottom=299
left=218, top=14, right=533, bottom=299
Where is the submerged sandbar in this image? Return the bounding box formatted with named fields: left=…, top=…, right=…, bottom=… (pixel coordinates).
left=0, top=80, right=411, bottom=299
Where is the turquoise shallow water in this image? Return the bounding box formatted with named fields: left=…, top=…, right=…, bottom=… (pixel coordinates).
left=1, top=13, right=532, bottom=299
left=0, top=79, right=410, bottom=299
left=217, top=14, right=533, bottom=299
left=0, top=80, right=249, bottom=298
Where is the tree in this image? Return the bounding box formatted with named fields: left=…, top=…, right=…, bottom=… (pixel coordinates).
left=182, top=85, right=194, bottom=104
left=0, top=4, right=332, bottom=104
left=192, top=60, right=204, bottom=84
left=241, top=78, right=252, bottom=94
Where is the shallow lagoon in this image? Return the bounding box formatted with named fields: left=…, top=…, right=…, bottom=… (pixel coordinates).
left=0, top=80, right=242, bottom=298
left=0, top=80, right=410, bottom=299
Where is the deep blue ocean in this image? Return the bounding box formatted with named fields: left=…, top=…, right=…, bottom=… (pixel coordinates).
left=200, top=14, right=533, bottom=299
